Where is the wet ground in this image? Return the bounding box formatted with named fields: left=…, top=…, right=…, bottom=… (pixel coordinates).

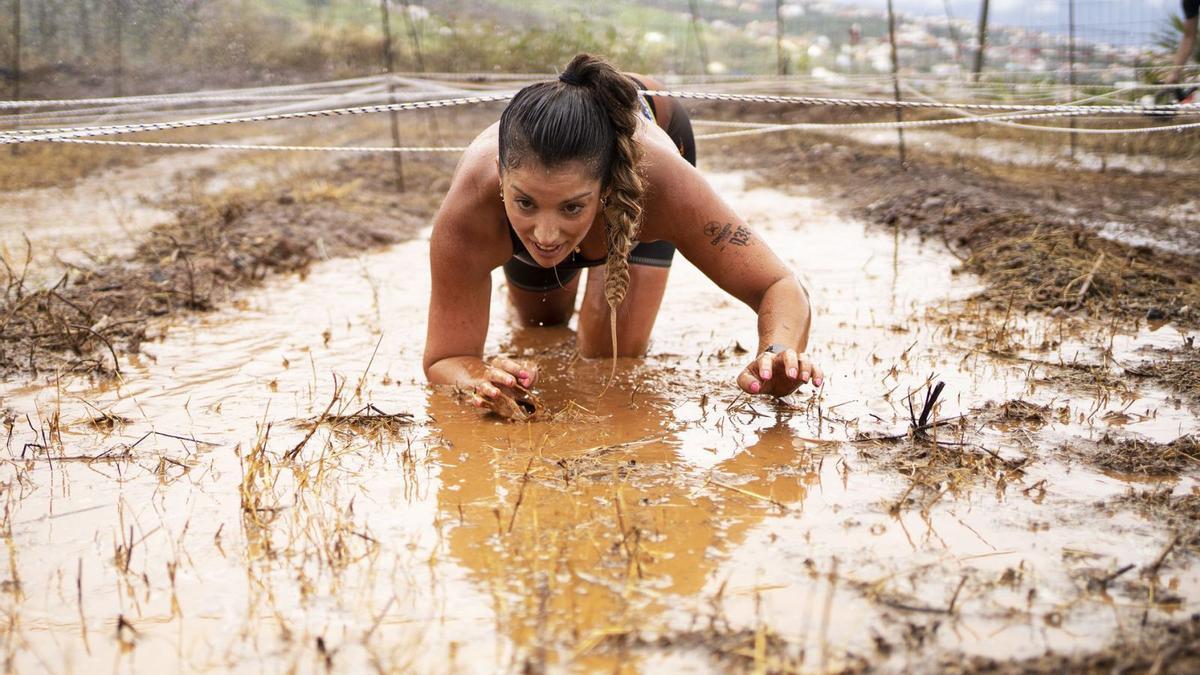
left=0, top=124, right=366, bottom=285
left=2, top=160, right=1197, bottom=672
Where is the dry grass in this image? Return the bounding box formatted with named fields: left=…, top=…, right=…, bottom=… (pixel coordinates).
left=0, top=143, right=158, bottom=192
left=973, top=399, right=1071, bottom=429
left=1128, top=344, right=1200, bottom=400
left=966, top=228, right=1200, bottom=323
left=1115, top=488, right=1200, bottom=562
left=1085, top=434, right=1200, bottom=476
left=0, top=158, right=444, bottom=379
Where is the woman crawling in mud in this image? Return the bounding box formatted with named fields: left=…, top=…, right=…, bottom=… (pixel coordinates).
left=423, top=53, right=823, bottom=405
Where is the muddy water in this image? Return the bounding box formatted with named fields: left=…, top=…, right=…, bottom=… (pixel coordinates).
left=0, top=123, right=355, bottom=285
left=1, top=172, right=1197, bottom=672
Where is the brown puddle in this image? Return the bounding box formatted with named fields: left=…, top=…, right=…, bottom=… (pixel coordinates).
left=1, top=171, right=1197, bottom=672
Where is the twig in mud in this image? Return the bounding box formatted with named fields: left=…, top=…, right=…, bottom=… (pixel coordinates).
left=286, top=375, right=343, bottom=461
left=1068, top=251, right=1105, bottom=311
left=506, top=457, right=534, bottom=534
left=351, top=333, right=383, bottom=402
left=910, top=380, right=945, bottom=431
left=706, top=476, right=789, bottom=511
left=76, top=400, right=133, bottom=432
left=853, top=414, right=967, bottom=442
left=947, top=575, right=968, bottom=614
left=818, top=557, right=838, bottom=673
left=1098, top=563, right=1136, bottom=590
left=321, top=404, right=414, bottom=430
left=1145, top=535, right=1180, bottom=578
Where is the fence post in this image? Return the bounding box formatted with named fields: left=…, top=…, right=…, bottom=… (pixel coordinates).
left=10, top=0, right=20, bottom=156
left=380, top=0, right=406, bottom=192
left=942, top=0, right=963, bottom=67
left=112, top=0, right=123, bottom=96
left=1068, top=0, right=1077, bottom=161
left=775, top=0, right=786, bottom=76
left=972, top=0, right=989, bottom=82
left=886, top=0, right=907, bottom=167
left=687, top=0, right=710, bottom=75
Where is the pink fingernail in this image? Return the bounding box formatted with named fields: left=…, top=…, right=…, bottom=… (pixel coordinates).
left=749, top=381, right=761, bottom=393
left=762, top=369, right=772, bottom=380
left=519, top=370, right=529, bottom=378
left=801, top=370, right=810, bottom=382
left=787, top=368, right=798, bottom=379
left=815, top=377, right=824, bottom=387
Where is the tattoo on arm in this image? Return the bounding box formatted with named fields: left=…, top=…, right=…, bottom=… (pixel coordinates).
left=703, top=221, right=753, bottom=250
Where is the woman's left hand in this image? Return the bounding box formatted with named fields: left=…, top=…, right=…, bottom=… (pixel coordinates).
left=736, top=347, right=824, bottom=397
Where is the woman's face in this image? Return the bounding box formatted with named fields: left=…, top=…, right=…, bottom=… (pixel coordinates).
left=500, top=160, right=604, bottom=268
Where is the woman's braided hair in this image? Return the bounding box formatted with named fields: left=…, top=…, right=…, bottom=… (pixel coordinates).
left=498, top=53, right=645, bottom=370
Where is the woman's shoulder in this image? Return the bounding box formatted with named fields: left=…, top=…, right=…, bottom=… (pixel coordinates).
left=432, top=124, right=509, bottom=266
left=452, top=123, right=501, bottom=196
left=636, top=131, right=706, bottom=242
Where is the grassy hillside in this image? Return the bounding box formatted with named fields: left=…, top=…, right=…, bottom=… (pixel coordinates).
left=0, top=0, right=882, bottom=98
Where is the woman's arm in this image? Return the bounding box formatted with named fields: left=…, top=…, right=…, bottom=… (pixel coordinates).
left=423, top=151, right=536, bottom=398
left=641, top=146, right=822, bottom=395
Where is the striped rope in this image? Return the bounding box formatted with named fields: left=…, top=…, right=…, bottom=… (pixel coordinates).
left=0, top=74, right=394, bottom=109
left=35, top=138, right=469, bottom=153
left=638, top=90, right=1199, bottom=115
left=0, top=92, right=517, bottom=145
left=5, top=89, right=1198, bottom=148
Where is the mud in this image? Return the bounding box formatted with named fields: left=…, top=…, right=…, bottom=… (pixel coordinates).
left=0, top=155, right=450, bottom=378
left=1, top=99, right=1199, bottom=673
left=943, top=615, right=1200, bottom=674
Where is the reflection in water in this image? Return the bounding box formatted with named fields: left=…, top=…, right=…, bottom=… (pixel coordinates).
left=427, top=333, right=822, bottom=668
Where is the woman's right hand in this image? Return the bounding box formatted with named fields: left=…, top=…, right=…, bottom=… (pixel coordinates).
left=468, top=356, right=538, bottom=406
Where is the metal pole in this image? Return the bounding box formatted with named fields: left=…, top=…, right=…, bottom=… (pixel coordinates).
left=380, top=0, right=406, bottom=192
left=972, top=0, right=989, bottom=82
left=10, top=0, right=20, bottom=156
left=775, top=0, right=786, bottom=76
left=397, top=0, right=426, bottom=73
left=886, top=0, right=907, bottom=167
left=687, top=0, right=710, bottom=76
left=1068, top=0, right=1077, bottom=161
left=397, top=0, right=441, bottom=143
left=113, top=0, right=123, bottom=96
left=942, top=0, right=963, bottom=68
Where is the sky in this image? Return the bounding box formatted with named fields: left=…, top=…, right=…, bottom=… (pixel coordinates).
left=821, top=0, right=1179, bottom=46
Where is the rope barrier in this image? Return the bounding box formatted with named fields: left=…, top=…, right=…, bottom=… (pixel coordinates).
left=34, top=138, right=468, bottom=153
left=31, top=110, right=1198, bottom=154
left=898, top=84, right=1200, bottom=137
left=690, top=110, right=1096, bottom=140
left=0, top=74, right=395, bottom=109
left=638, top=90, right=1199, bottom=115
left=0, top=92, right=517, bottom=145
left=5, top=86, right=1198, bottom=149
left=0, top=88, right=471, bottom=133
